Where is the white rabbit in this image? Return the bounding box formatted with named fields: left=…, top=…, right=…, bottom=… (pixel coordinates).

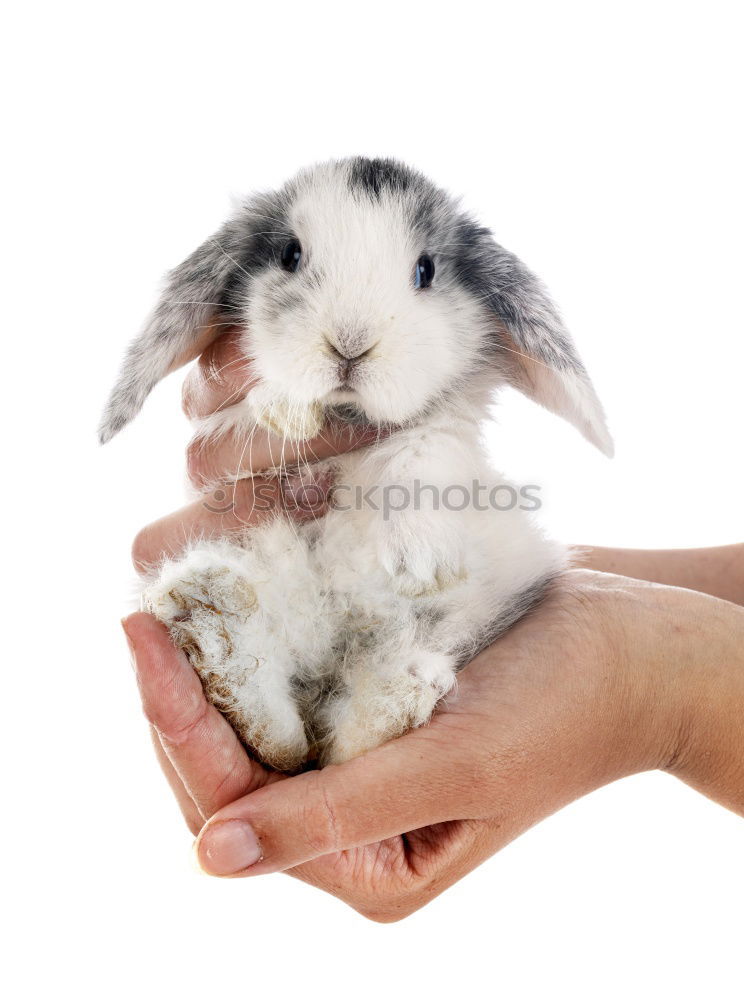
left=101, top=157, right=612, bottom=770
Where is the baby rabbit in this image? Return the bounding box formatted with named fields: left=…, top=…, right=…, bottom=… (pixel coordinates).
left=101, top=157, right=612, bottom=770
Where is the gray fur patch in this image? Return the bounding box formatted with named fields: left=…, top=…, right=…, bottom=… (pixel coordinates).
left=347, top=156, right=417, bottom=199
left=451, top=572, right=556, bottom=669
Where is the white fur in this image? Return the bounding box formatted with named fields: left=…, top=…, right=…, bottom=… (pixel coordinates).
left=112, top=159, right=611, bottom=769
left=146, top=405, right=565, bottom=768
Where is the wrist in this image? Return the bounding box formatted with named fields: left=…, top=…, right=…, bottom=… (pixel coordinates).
left=661, top=593, right=744, bottom=814
left=601, top=574, right=744, bottom=813
left=590, top=576, right=692, bottom=777
left=573, top=574, right=732, bottom=780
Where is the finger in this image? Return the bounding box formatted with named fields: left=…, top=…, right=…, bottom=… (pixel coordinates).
left=131, top=475, right=331, bottom=572
left=122, top=612, right=280, bottom=819
left=131, top=477, right=281, bottom=571
left=149, top=726, right=203, bottom=835
left=186, top=420, right=384, bottom=489
left=182, top=328, right=255, bottom=420
left=288, top=819, right=492, bottom=921
left=193, top=729, right=466, bottom=877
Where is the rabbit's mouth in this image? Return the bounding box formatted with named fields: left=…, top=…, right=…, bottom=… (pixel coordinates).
left=324, top=401, right=400, bottom=435
left=326, top=401, right=375, bottom=427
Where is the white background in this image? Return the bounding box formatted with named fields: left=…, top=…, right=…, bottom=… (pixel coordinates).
left=2, top=2, right=742, bottom=997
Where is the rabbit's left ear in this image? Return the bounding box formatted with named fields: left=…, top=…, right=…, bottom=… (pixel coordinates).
left=473, top=237, right=613, bottom=457
left=98, top=214, right=248, bottom=444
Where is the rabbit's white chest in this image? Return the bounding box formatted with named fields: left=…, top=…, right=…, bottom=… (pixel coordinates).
left=143, top=416, right=564, bottom=770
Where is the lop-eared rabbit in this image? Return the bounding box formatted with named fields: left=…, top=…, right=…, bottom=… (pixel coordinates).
left=101, top=158, right=612, bottom=770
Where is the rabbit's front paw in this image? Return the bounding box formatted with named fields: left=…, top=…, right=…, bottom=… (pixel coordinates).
left=248, top=383, right=323, bottom=442
left=380, top=532, right=466, bottom=598
left=390, top=560, right=467, bottom=598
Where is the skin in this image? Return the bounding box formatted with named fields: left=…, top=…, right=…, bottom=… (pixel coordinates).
left=123, top=328, right=744, bottom=921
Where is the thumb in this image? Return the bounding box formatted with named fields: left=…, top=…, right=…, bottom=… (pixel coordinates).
left=194, top=734, right=461, bottom=876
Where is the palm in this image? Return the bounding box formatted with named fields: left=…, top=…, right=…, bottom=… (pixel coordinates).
left=133, top=576, right=607, bottom=918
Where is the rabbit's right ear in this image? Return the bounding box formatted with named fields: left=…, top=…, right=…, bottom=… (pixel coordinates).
left=98, top=216, right=247, bottom=443
left=467, top=230, right=614, bottom=457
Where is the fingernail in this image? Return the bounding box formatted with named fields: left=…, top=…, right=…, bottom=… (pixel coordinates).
left=197, top=820, right=263, bottom=875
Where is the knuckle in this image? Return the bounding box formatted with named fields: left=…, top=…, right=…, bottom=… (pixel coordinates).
left=355, top=891, right=423, bottom=924
left=197, top=345, right=222, bottom=388
left=182, top=331, right=253, bottom=421
left=150, top=694, right=210, bottom=749
left=160, top=699, right=209, bottom=748
left=131, top=524, right=157, bottom=573
left=181, top=373, right=199, bottom=418
left=181, top=338, right=229, bottom=419
left=186, top=437, right=213, bottom=488
left=141, top=667, right=211, bottom=747
left=232, top=478, right=278, bottom=523
left=184, top=814, right=203, bottom=838
left=299, top=775, right=344, bottom=857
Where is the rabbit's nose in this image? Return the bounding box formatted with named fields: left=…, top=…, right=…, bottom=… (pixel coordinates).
left=326, top=339, right=375, bottom=383
left=326, top=322, right=378, bottom=359
left=327, top=342, right=370, bottom=363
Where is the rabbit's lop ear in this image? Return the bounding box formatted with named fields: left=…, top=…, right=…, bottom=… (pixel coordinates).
left=476, top=237, right=613, bottom=457
left=98, top=216, right=247, bottom=443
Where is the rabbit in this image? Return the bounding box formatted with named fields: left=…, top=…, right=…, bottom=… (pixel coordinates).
left=100, top=157, right=612, bottom=771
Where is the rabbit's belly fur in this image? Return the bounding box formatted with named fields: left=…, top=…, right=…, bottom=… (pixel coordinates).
left=144, top=416, right=566, bottom=770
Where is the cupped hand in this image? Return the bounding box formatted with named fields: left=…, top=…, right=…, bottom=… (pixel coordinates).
left=125, top=324, right=744, bottom=920
left=123, top=568, right=739, bottom=921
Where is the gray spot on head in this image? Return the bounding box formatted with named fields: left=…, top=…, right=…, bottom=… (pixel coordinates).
left=347, top=157, right=450, bottom=245
left=347, top=157, right=417, bottom=199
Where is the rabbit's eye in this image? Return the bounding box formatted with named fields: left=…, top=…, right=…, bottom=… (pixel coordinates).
left=414, top=254, right=435, bottom=289
left=281, top=239, right=302, bottom=272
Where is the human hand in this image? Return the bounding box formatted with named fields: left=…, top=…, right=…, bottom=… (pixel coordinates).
left=132, top=326, right=381, bottom=570
left=128, top=323, right=744, bottom=919
left=180, top=326, right=381, bottom=489
left=123, top=569, right=744, bottom=921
